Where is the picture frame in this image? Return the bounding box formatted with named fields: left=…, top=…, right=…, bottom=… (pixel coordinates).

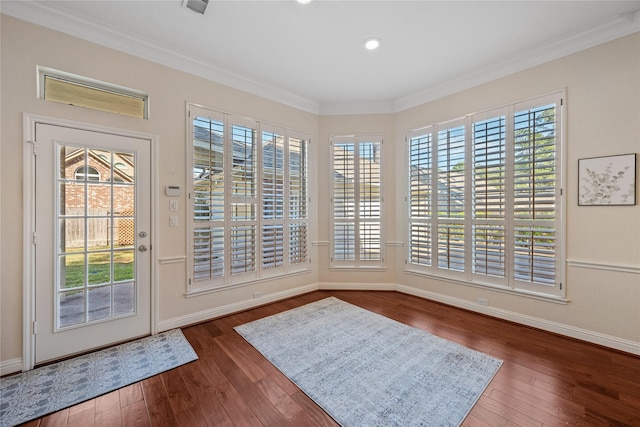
left=578, top=153, right=636, bottom=206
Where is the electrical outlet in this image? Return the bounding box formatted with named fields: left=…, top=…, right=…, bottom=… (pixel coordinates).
left=477, top=297, right=489, bottom=306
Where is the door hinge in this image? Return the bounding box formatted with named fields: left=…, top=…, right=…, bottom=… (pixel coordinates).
left=27, top=140, right=37, bottom=156
left=32, top=231, right=37, bottom=245
left=32, top=321, right=38, bottom=335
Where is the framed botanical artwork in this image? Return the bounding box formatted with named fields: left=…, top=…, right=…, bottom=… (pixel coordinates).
left=578, top=153, right=636, bottom=206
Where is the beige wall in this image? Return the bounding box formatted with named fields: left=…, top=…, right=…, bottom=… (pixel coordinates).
left=0, top=15, right=319, bottom=365
left=2, top=14, right=639, bottom=367
left=391, top=33, right=640, bottom=345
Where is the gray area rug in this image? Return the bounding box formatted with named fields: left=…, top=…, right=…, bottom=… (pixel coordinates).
left=235, top=297, right=502, bottom=427
left=0, top=329, right=197, bottom=427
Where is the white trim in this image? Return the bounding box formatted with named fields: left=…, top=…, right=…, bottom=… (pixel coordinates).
left=159, top=281, right=639, bottom=356
left=22, top=127, right=36, bottom=372
left=317, top=282, right=396, bottom=291
left=394, top=15, right=640, bottom=113
left=385, top=241, right=404, bottom=247
left=158, top=256, right=187, bottom=265
left=1, top=1, right=319, bottom=115
left=159, top=283, right=319, bottom=331
left=185, top=268, right=312, bottom=298
left=37, top=66, right=149, bottom=119
left=9, top=278, right=639, bottom=369
left=403, top=269, right=568, bottom=305
left=0, top=358, right=24, bottom=376
left=22, top=113, right=159, bottom=369
left=567, top=259, right=640, bottom=274
left=5, top=2, right=637, bottom=115
left=396, top=284, right=640, bottom=356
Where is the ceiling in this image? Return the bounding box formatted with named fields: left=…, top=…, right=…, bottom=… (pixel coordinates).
left=2, top=1, right=640, bottom=115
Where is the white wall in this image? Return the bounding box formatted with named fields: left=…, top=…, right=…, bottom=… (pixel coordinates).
left=2, top=15, right=639, bottom=370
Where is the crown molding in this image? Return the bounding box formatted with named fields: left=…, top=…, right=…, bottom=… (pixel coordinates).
left=1, top=1, right=321, bottom=115
left=394, top=11, right=640, bottom=113
left=2, top=2, right=639, bottom=116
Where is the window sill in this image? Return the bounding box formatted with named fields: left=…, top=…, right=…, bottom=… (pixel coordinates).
left=185, top=268, right=312, bottom=298
left=403, top=268, right=568, bottom=304
left=329, top=266, right=387, bottom=272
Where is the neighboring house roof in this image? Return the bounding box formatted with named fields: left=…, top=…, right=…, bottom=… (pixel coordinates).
left=65, top=147, right=134, bottom=183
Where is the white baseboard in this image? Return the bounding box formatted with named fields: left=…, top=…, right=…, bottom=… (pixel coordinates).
left=318, top=282, right=396, bottom=291
left=396, top=284, right=640, bottom=356
left=6, top=282, right=635, bottom=371
left=157, top=283, right=319, bottom=332
left=1, top=358, right=23, bottom=376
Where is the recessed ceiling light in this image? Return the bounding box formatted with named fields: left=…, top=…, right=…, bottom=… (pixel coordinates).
left=297, top=0, right=312, bottom=4
left=364, top=37, right=380, bottom=50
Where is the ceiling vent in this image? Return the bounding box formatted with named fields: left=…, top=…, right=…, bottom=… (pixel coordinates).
left=184, top=0, right=209, bottom=15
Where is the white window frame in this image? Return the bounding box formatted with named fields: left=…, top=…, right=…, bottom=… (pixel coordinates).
left=405, top=92, right=565, bottom=299
left=37, top=66, right=149, bottom=119
left=187, top=104, right=310, bottom=294
left=330, top=134, right=384, bottom=269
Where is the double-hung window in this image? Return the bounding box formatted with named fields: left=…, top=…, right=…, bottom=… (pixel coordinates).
left=188, top=105, right=309, bottom=293
left=406, top=92, right=564, bottom=297
left=330, top=135, right=383, bottom=267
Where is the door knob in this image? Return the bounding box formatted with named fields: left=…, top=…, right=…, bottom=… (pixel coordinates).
left=138, top=244, right=148, bottom=252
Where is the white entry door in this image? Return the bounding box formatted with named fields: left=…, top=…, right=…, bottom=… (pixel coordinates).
left=32, top=122, right=151, bottom=364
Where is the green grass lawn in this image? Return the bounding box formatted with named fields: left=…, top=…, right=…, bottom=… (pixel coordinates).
left=62, top=248, right=134, bottom=288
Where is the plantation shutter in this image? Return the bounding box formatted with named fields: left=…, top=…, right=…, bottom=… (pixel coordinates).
left=192, top=110, right=225, bottom=284
left=404, top=92, right=564, bottom=297
left=407, top=128, right=434, bottom=267
left=188, top=104, right=311, bottom=293
left=513, top=96, right=561, bottom=292
left=230, top=118, right=257, bottom=278
left=331, top=135, right=383, bottom=266
left=359, top=141, right=382, bottom=261
left=436, top=123, right=466, bottom=274
left=472, top=111, right=507, bottom=283
left=261, top=126, right=285, bottom=270
left=332, top=137, right=356, bottom=261
left=288, top=132, right=309, bottom=266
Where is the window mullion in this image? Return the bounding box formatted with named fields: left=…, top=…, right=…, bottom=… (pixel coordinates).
left=431, top=130, right=439, bottom=274
left=505, top=105, right=515, bottom=289
left=354, top=140, right=361, bottom=266
left=223, top=115, right=232, bottom=284
left=464, top=116, right=472, bottom=282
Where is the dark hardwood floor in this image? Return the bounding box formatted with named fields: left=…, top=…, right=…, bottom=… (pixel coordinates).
left=21, top=290, right=640, bottom=426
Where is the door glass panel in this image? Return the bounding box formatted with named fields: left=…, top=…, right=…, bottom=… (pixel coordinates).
left=59, top=146, right=84, bottom=180
left=59, top=290, right=85, bottom=328
left=113, top=185, right=135, bottom=217
left=113, top=283, right=135, bottom=315
left=114, top=152, right=135, bottom=181
left=88, top=251, right=111, bottom=285
left=114, top=250, right=134, bottom=282
left=60, top=182, right=85, bottom=215
left=59, top=253, right=85, bottom=290
left=59, top=219, right=84, bottom=252
left=57, top=144, right=137, bottom=329
left=88, top=183, right=111, bottom=214
left=88, top=149, right=112, bottom=183
left=88, top=286, right=112, bottom=321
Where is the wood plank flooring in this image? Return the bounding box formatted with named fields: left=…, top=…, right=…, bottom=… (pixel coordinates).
left=20, top=290, right=640, bottom=426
